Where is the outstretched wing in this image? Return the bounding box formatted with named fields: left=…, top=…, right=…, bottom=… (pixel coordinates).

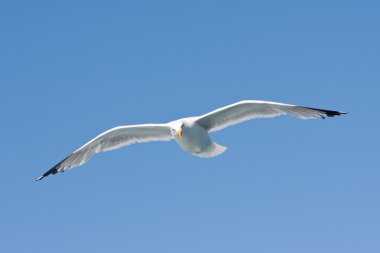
left=37, top=124, right=172, bottom=180
left=196, top=100, right=346, bottom=132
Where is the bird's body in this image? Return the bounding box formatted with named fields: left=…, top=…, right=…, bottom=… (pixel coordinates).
left=37, top=100, right=346, bottom=180
left=170, top=118, right=227, bottom=157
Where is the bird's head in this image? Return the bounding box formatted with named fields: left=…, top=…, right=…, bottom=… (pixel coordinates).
left=171, top=121, right=185, bottom=138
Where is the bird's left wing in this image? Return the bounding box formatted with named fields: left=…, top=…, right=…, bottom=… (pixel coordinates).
left=195, top=100, right=346, bottom=132
left=37, top=124, right=172, bottom=180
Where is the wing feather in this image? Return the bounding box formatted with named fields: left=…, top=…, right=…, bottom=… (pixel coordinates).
left=195, top=100, right=346, bottom=132
left=37, top=124, right=172, bottom=180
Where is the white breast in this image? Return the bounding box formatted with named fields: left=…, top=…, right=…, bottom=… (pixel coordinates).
left=174, top=122, right=212, bottom=154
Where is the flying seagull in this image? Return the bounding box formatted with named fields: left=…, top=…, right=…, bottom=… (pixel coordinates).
left=37, top=100, right=346, bottom=180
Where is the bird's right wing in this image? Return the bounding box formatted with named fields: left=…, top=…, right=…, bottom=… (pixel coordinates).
left=195, top=100, right=346, bottom=132
left=37, top=124, right=172, bottom=180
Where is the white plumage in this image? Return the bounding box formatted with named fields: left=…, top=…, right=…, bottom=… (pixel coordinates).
left=37, top=100, right=346, bottom=180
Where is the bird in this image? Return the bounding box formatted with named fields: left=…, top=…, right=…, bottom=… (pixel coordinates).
left=36, top=100, right=346, bottom=181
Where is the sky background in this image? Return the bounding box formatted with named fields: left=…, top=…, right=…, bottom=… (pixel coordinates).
left=0, top=1, right=379, bottom=252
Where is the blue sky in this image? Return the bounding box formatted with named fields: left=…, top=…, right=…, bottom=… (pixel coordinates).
left=0, top=1, right=379, bottom=252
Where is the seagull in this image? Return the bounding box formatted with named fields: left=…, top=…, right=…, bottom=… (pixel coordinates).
left=37, top=100, right=346, bottom=180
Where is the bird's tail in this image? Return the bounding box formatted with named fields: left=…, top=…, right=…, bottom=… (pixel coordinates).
left=193, top=142, right=227, bottom=158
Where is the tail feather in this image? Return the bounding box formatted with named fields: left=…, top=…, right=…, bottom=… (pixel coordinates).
left=193, top=142, right=227, bottom=158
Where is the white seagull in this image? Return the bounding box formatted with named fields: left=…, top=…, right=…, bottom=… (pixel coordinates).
left=37, top=100, right=346, bottom=180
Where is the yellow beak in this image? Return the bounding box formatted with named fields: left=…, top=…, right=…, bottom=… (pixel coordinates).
left=177, top=129, right=183, bottom=138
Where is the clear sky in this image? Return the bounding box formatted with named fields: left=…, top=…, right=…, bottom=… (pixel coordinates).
left=0, top=1, right=379, bottom=252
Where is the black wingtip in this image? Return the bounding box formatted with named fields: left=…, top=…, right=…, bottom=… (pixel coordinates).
left=36, top=158, right=66, bottom=181
left=36, top=175, right=44, bottom=181
left=302, top=107, right=347, bottom=118
left=35, top=168, right=57, bottom=181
